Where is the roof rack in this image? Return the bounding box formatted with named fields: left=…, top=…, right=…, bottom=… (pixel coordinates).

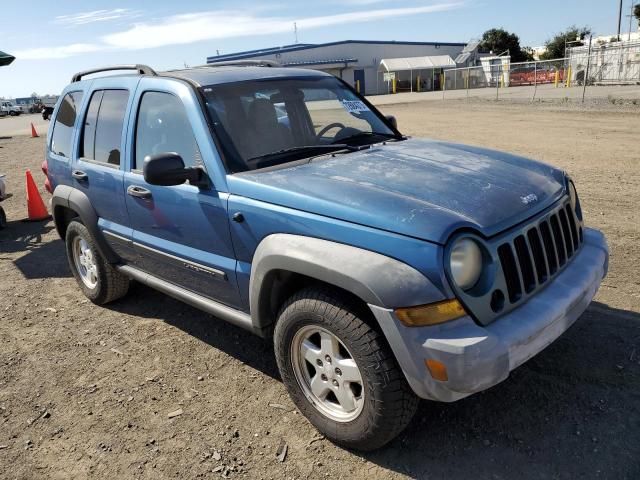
left=198, top=59, right=281, bottom=68
left=71, top=64, right=157, bottom=83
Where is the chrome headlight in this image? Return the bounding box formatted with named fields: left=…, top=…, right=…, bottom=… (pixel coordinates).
left=450, top=238, right=483, bottom=291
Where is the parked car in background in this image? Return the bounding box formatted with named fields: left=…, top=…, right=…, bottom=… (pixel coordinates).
left=44, top=63, right=608, bottom=451
left=0, top=101, right=23, bottom=116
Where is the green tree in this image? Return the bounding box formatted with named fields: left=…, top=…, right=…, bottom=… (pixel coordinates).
left=540, top=26, right=591, bottom=60
left=478, top=28, right=533, bottom=62
left=635, top=4, right=640, bottom=26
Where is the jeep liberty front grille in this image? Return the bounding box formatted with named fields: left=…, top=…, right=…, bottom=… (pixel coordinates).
left=447, top=197, right=584, bottom=326
left=496, top=201, right=583, bottom=306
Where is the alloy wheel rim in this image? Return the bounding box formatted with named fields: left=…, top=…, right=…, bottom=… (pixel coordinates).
left=72, top=236, right=98, bottom=289
left=291, top=325, right=365, bottom=422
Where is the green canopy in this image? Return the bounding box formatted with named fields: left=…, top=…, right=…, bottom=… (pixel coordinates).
left=0, top=51, right=15, bottom=66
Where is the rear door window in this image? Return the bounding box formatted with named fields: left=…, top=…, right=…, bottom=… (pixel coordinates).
left=50, top=91, right=84, bottom=158
left=81, top=90, right=129, bottom=166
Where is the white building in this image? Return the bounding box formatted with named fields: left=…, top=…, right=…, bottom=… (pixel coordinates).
left=589, top=29, right=640, bottom=45
left=206, top=40, right=468, bottom=95
left=568, top=37, right=640, bottom=85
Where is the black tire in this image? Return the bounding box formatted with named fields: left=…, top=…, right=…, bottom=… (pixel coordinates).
left=65, top=220, right=129, bottom=304
left=0, top=207, right=6, bottom=229
left=274, top=286, right=419, bottom=451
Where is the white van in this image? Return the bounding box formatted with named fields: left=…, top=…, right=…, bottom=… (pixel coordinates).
left=0, top=101, right=23, bottom=116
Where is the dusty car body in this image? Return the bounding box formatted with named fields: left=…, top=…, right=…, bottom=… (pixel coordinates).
left=45, top=63, right=608, bottom=450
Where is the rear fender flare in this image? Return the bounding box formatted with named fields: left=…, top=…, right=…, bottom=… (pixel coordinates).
left=52, top=184, right=119, bottom=263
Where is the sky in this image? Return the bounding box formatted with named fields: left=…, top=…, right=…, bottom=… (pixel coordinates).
left=0, top=0, right=636, bottom=98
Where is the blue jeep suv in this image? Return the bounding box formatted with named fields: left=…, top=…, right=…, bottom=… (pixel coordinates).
left=46, top=63, right=609, bottom=450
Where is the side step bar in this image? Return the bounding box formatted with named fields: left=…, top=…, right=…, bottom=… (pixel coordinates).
left=117, top=265, right=261, bottom=336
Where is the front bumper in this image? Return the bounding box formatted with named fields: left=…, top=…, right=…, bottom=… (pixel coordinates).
left=370, top=227, right=609, bottom=402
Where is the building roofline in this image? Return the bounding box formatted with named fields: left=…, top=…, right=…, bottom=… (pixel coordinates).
left=207, top=39, right=466, bottom=63
left=282, top=58, right=358, bottom=67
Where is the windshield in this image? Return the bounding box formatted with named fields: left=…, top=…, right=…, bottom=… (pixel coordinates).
left=201, top=76, right=399, bottom=172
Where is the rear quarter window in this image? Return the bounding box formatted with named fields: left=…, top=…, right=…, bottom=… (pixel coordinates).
left=50, top=91, right=84, bottom=158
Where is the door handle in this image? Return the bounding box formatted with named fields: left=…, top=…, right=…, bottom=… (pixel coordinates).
left=127, top=185, right=152, bottom=199
left=72, top=170, right=88, bottom=181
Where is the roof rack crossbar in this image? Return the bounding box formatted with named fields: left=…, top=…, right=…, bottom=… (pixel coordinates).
left=71, top=64, right=157, bottom=83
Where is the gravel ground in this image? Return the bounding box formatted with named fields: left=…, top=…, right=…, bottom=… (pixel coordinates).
left=0, top=100, right=638, bottom=479
left=0, top=113, right=49, bottom=139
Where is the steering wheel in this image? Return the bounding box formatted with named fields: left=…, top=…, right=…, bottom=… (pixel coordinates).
left=316, top=122, right=347, bottom=141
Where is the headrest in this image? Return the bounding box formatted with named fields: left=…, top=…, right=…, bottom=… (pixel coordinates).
left=248, top=98, right=278, bottom=127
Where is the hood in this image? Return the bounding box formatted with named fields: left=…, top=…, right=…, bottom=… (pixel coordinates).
left=228, top=138, right=566, bottom=244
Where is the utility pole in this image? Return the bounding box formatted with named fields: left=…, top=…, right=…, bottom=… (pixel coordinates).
left=629, top=1, right=637, bottom=41
left=617, top=0, right=623, bottom=40
left=582, top=35, right=593, bottom=103
left=294, top=22, right=298, bottom=44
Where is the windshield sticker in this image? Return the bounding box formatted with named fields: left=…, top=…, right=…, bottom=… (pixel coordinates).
left=341, top=100, right=370, bottom=114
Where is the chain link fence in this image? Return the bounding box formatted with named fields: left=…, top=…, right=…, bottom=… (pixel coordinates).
left=434, top=41, right=640, bottom=103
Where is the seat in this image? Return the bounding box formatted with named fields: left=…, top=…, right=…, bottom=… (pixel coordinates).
left=246, top=98, right=292, bottom=159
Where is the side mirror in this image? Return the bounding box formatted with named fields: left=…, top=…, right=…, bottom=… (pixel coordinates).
left=385, top=115, right=398, bottom=130
left=143, top=153, right=206, bottom=187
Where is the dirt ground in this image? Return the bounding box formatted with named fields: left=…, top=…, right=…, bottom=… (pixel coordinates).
left=0, top=100, right=638, bottom=479
left=0, top=113, right=49, bottom=139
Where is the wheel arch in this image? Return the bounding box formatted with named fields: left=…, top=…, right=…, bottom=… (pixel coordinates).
left=52, top=184, right=119, bottom=263
left=249, top=234, right=446, bottom=332
left=255, top=269, right=380, bottom=337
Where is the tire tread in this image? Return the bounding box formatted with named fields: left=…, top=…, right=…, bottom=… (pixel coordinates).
left=65, top=220, right=129, bottom=304
left=274, top=285, right=418, bottom=451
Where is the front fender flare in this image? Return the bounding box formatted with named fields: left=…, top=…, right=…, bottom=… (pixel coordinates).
left=249, top=234, right=445, bottom=328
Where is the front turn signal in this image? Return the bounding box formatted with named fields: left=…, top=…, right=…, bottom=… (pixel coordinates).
left=395, top=299, right=467, bottom=327
left=425, top=359, right=449, bottom=381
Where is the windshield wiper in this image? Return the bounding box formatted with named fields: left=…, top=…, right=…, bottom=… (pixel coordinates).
left=246, top=144, right=358, bottom=164
left=332, top=131, right=402, bottom=145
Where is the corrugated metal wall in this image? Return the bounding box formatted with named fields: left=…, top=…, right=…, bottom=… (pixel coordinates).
left=210, top=42, right=465, bottom=95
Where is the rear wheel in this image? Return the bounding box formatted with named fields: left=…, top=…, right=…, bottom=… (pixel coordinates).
left=65, top=220, right=129, bottom=304
left=274, top=286, right=419, bottom=451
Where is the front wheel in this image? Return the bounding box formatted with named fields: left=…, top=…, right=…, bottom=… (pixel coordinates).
left=65, top=220, right=130, bottom=304
left=274, top=286, right=419, bottom=451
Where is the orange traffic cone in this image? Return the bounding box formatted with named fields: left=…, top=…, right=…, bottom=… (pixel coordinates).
left=30, top=123, right=39, bottom=138
left=25, top=169, right=50, bottom=221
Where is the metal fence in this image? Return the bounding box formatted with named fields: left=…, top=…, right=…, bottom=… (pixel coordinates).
left=569, top=39, right=640, bottom=85
left=437, top=42, right=640, bottom=103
